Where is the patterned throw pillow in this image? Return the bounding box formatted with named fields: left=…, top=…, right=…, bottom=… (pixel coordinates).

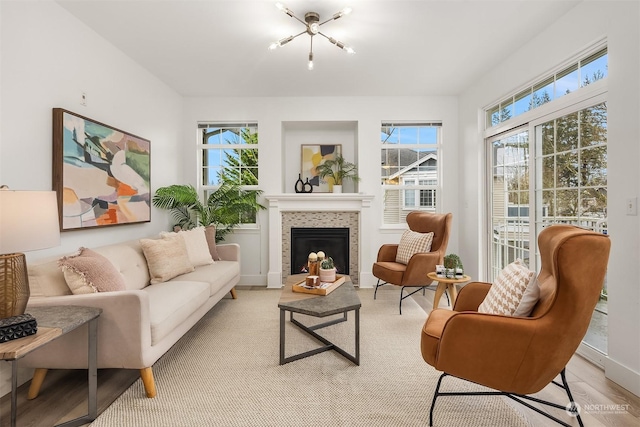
left=395, top=230, right=434, bottom=265
left=140, top=237, right=195, bottom=284
left=58, top=247, right=126, bottom=294
left=478, top=259, right=536, bottom=316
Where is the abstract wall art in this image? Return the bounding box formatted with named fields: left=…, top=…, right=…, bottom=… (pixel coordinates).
left=53, top=108, right=151, bottom=230
left=301, top=144, right=341, bottom=193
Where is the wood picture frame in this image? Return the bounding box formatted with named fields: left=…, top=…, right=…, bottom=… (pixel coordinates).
left=53, top=108, right=151, bottom=231
left=301, top=144, right=342, bottom=193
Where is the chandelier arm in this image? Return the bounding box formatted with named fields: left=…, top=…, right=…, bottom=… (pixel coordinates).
left=317, top=31, right=343, bottom=49
left=288, top=13, right=307, bottom=26
left=287, top=30, right=307, bottom=42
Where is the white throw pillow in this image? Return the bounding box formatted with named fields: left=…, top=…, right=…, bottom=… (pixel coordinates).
left=395, top=230, right=434, bottom=265
left=160, top=227, right=214, bottom=267
left=140, top=237, right=195, bottom=284
left=478, top=259, right=536, bottom=316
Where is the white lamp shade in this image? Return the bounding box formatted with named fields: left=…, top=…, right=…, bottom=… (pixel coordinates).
left=0, top=190, right=61, bottom=254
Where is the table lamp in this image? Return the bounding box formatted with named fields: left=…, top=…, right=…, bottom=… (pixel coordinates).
left=0, top=186, right=60, bottom=319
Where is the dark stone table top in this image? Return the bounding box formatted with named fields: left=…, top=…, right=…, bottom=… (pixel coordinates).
left=25, top=305, right=102, bottom=334
left=278, top=278, right=361, bottom=317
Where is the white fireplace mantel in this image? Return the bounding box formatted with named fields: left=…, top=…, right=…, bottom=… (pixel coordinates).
left=265, top=193, right=374, bottom=288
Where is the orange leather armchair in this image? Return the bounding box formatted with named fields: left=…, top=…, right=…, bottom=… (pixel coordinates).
left=421, top=225, right=610, bottom=427
left=373, top=211, right=452, bottom=314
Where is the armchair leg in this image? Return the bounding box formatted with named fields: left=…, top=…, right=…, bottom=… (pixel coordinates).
left=428, top=369, right=583, bottom=427
left=374, top=279, right=385, bottom=300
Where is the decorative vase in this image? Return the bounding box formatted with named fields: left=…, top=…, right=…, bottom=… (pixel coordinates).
left=319, top=268, right=336, bottom=283
left=294, top=174, right=304, bottom=193
left=332, top=184, right=343, bottom=194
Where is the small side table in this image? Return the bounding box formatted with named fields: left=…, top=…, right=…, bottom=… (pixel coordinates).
left=426, top=272, right=471, bottom=309
left=0, top=305, right=102, bottom=427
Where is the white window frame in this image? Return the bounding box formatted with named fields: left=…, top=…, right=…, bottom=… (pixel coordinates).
left=197, top=122, right=260, bottom=227
left=381, top=122, right=442, bottom=227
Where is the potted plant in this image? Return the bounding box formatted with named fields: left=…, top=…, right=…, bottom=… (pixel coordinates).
left=443, top=254, right=461, bottom=279
left=319, top=257, right=337, bottom=283
left=152, top=183, right=265, bottom=242
left=315, top=155, right=360, bottom=193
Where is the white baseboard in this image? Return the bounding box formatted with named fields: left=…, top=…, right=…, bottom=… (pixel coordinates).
left=238, top=274, right=267, bottom=286
left=605, top=357, right=640, bottom=397
left=357, top=271, right=376, bottom=288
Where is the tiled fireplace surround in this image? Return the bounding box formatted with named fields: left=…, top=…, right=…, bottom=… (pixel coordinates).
left=266, top=194, right=373, bottom=288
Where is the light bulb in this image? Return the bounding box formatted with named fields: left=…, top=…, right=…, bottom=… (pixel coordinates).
left=345, top=46, right=356, bottom=54
left=268, top=41, right=279, bottom=50
left=308, top=52, right=314, bottom=70
left=341, top=7, right=353, bottom=16
left=275, top=2, right=285, bottom=11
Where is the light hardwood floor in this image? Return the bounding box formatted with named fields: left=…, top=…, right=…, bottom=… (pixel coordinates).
left=1, top=286, right=638, bottom=427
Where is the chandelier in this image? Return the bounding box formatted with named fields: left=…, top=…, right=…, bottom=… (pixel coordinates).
left=268, top=2, right=355, bottom=70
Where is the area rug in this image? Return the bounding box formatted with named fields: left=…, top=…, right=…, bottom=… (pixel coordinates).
left=89, top=288, right=528, bottom=427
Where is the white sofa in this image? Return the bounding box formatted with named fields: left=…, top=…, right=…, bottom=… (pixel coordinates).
left=21, top=237, right=240, bottom=398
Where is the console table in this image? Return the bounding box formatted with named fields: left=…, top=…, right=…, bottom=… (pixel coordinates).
left=0, top=305, right=101, bottom=427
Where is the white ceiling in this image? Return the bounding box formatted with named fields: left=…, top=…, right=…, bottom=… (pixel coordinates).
left=56, top=0, right=581, bottom=97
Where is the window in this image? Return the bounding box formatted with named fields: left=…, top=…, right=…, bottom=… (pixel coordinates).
left=485, top=44, right=608, bottom=357
left=487, top=47, right=608, bottom=128
left=381, top=123, right=441, bottom=224
left=198, top=122, right=259, bottom=223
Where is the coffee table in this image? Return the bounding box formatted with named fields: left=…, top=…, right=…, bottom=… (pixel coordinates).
left=278, top=274, right=361, bottom=365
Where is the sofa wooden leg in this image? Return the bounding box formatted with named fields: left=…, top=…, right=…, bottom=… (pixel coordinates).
left=27, top=368, right=48, bottom=400
left=140, top=367, right=157, bottom=398
left=230, top=288, right=238, bottom=299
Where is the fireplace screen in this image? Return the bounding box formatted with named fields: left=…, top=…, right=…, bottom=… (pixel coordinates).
left=291, top=228, right=349, bottom=275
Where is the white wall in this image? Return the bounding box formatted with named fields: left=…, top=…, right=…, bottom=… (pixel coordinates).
left=458, top=1, right=640, bottom=395
left=182, top=96, right=459, bottom=287
left=0, top=0, right=183, bottom=396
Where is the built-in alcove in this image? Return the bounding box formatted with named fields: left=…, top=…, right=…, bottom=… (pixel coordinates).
left=281, top=120, right=358, bottom=194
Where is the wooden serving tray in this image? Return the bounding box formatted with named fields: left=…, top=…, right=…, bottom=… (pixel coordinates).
left=292, top=275, right=346, bottom=296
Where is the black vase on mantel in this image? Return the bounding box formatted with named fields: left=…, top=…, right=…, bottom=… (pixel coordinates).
left=295, top=174, right=304, bottom=193
left=295, top=174, right=313, bottom=193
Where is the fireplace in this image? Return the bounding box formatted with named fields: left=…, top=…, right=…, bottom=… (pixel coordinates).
left=291, top=228, right=350, bottom=275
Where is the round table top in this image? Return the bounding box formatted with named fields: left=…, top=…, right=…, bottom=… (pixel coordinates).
left=427, top=271, right=471, bottom=283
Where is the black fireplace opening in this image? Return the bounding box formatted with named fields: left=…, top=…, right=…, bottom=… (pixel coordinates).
left=291, top=227, right=349, bottom=275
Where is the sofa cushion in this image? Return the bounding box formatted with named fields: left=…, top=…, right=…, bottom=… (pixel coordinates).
left=93, top=240, right=151, bottom=290
left=160, top=227, right=214, bottom=267
left=140, top=237, right=194, bottom=284
left=204, top=225, right=221, bottom=261
left=144, top=281, right=210, bottom=345
left=169, top=261, right=240, bottom=296
left=58, top=247, right=126, bottom=294
left=395, top=230, right=434, bottom=264
left=478, top=259, right=536, bottom=316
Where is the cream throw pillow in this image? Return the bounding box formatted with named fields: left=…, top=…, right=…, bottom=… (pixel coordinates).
left=160, top=227, right=214, bottom=267
left=395, top=230, right=434, bottom=265
left=58, top=247, right=126, bottom=294
left=478, top=259, right=536, bottom=316
left=140, top=237, right=195, bottom=284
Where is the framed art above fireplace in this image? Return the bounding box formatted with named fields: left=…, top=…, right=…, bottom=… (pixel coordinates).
left=301, top=144, right=341, bottom=193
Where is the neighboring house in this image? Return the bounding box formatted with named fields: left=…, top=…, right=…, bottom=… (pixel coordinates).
left=382, top=151, right=437, bottom=223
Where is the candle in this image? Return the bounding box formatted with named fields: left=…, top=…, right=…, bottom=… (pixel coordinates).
left=317, top=251, right=325, bottom=261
